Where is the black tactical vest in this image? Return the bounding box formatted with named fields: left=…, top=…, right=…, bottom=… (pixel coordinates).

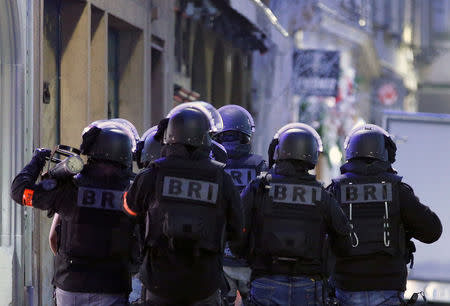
left=225, top=154, right=264, bottom=192
left=54, top=170, right=134, bottom=293
left=223, top=154, right=264, bottom=264
left=331, top=172, right=405, bottom=257
left=148, top=158, right=226, bottom=254
left=250, top=173, right=326, bottom=275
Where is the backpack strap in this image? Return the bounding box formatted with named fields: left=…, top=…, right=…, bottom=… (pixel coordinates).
left=256, top=171, right=271, bottom=191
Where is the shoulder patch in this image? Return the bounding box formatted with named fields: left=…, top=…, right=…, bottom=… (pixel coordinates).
left=22, top=189, right=34, bottom=207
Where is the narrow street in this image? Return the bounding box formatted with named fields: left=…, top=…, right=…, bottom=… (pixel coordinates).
left=1, top=0, right=450, bottom=305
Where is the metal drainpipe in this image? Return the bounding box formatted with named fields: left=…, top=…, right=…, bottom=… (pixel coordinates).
left=23, top=0, right=35, bottom=304
left=56, top=0, right=62, bottom=143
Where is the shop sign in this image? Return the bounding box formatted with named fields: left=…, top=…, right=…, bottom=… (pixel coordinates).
left=293, top=49, right=340, bottom=97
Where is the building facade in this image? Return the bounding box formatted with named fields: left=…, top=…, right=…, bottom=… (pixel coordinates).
left=251, top=0, right=431, bottom=184
left=1, top=0, right=175, bottom=304
left=172, top=0, right=283, bottom=111
left=2, top=0, right=444, bottom=304
left=0, top=0, right=286, bottom=304
left=415, top=0, right=450, bottom=114
left=1, top=0, right=35, bottom=304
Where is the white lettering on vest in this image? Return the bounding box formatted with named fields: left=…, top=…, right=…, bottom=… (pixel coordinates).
left=162, top=176, right=219, bottom=204
left=340, top=183, right=393, bottom=203
left=269, top=183, right=321, bottom=205
left=77, top=187, right=123, bottom=211
left=225, top=168, right=257, bottom=187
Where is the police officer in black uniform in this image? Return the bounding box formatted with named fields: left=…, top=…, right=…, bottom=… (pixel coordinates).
left=215, top=105, right=266, bottom=188
left=241, top=123, right=351, bottom=306
left=164, top=101, right=229, bottom=164
left=123, top=107, right=244, bottom=305
left=327, top=124, right=442, bottom=306
left=10, top=124, right=136, bottom=305
left=129, top=125, right=163, bottom=304
left=214, top=104, right=266, bottom=306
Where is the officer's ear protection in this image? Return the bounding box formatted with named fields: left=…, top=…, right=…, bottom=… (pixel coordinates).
left=268, top=138, right=279, bottom=168
left=384, top=135, right=397, bottom=163
left=154, top=118, right=169, bottom=143
left=135, top=140, right=145, bottom=168
left=80, top=126, right=102, bottom=155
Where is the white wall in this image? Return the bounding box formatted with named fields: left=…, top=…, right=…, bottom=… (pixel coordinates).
left=0, top=0, right=35, bottom=305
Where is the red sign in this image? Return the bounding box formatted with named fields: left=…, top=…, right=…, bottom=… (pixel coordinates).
left=377, top=83, right=398, bottom=106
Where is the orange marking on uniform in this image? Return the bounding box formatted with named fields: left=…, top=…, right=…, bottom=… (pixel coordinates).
left=22, top=189, right=34, bottom=207
left=122, top=192, right=137, bottom=216
left=243, top=227, right=247, bottom=233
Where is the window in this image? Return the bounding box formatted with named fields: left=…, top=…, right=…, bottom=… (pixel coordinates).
left=174, top=6, right=191, bottom=75
left=108, top=29, right=119, bottom=118
left=151, top=45, right=164, bottom=124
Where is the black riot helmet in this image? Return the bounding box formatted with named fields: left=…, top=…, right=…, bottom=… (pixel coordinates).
left=86, top=119, right=139, bottom=153
left=218, top=105, right=255, bottom=137
left=163, top=107, right=212, bottom=147
left=344, top=124, right=395, bottom=162
left=272, top=123, right=323, bottom=168
left=139, top=126, right=161, bottom=168
left=81, top=125, right=133, bottom=167
left=214, top=105, right=255, bottom=158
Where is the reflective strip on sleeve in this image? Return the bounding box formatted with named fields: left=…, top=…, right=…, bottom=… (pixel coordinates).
left=22, top=189, right=34, bottom=207
left=122, top=192, right=138, bottom=216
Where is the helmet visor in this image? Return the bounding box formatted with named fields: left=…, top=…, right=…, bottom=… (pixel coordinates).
left=141, top=125, right=158, bottom=141
left=109, top=118, right=140, bottom=144
left=167, top=101, right=223, bottom=133
left=344, top=124, right=391, bottom=149
left=83, top=120, right=138, bottom=152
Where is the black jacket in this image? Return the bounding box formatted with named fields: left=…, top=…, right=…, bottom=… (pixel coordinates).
left=223, top=152, right=266, bottom=267
left=327, top=159, right=442, bottom=291
left=124, top=144, right=244, bottom=303
left=241, top=161, right=351, bottom=279
left=10, top=155, right=134, bottom=294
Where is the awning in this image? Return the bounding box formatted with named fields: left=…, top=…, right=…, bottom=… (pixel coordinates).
left=227, top=0, right=289, bottom=47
